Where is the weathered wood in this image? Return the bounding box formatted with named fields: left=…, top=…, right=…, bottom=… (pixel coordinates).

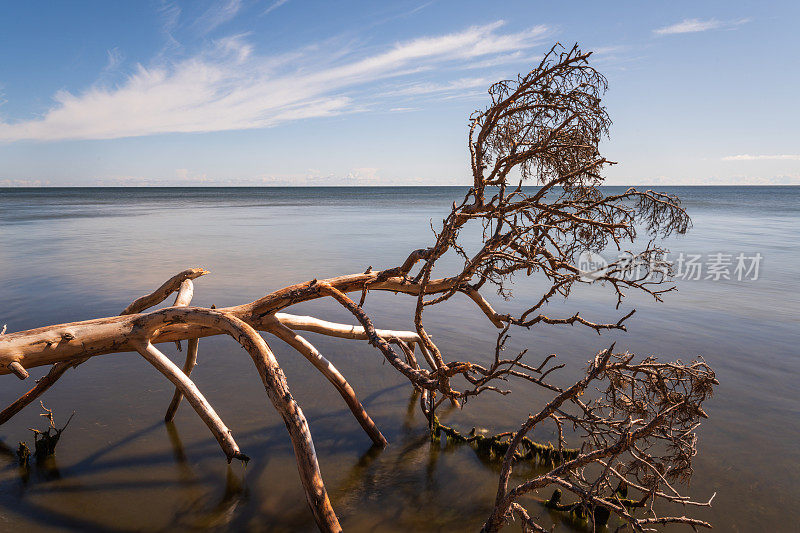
left=163, top=337, right=199, bottom=422
left=274, top=312, right=421, bottom=343
left=267, top=318, right=388, bottom=447
left=130, top=307, right=341, bottom=532
left=7, top=361, right=28, bottom=380
left=246, top=333, right=341, bottom=533
left=274, top=311, right=443, bottom=370
left=121, top=268, right=208, bottom=315
left=165, top=279, right=198, bottom=420
left=1, top=280, right=203, bottom=424
left=0, top=361, right=71, bottom=424
left=171, top=279, right=195, bottom=308
left=1, top=282, right=417, bottom=528
left=0, top=272, right=460, bottom=376
left=463, top=287, right=505, bottom=329
left=0, top=48, right=716, bottom=532
left=132, top=339, right=246, bottom=462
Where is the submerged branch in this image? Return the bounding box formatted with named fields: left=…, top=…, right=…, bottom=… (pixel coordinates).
left=0, top=44, right=714, bottom=532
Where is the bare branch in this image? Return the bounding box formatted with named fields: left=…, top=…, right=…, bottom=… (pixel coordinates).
left=0, top=43, right=714, bottom=532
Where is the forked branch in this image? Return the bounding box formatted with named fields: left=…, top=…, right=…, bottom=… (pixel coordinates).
left=1, top=43, right=715, bottom=532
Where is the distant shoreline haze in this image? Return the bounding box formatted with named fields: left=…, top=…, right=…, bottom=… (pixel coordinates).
left=2, top=184, right=800, bottom=189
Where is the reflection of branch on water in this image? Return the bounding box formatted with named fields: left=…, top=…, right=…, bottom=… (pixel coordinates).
left=335, top=390, right=626, bottom=530
left=165, top=421, right=188, bottom=465
left=402, top=390, right=418, bottom=430
left=158, top=420, right=251, bottom=530
left=2, top=389, right=572, bottom=531
left=69, top=420, right=164, bottom=472
left=0, top=438, right=15, bottom=458
left=165, top=421, right=201, bottom=488
left=327, top=392, right=512, bottom=529
left=168, top=465, right=248, bottom=530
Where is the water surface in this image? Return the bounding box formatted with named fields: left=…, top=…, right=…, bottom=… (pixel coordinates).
left=0, top=186, right=798, bottom=532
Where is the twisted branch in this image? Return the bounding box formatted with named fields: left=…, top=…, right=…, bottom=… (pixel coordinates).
left=0, top=43, right=716, bottom=532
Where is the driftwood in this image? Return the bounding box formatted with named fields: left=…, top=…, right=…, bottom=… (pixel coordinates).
left=1, top=44, right=717, bottom=532
left=0, top=271, right=432, bottom=532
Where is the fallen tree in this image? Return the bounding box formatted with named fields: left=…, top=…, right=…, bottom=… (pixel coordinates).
left=0, top=44, right=716, bottom=532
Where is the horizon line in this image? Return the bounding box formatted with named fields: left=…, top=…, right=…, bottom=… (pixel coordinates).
left=2, top=183, right=799, bottom=188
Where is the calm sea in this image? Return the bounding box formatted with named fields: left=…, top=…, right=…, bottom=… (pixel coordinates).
left=0, top=186, right=798, bottom=532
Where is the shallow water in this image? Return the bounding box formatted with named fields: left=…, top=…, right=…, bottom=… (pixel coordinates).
left=0, top=186, right=798, bottom=532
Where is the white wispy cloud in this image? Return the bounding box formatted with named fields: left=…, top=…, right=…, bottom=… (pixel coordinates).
left=263, top=0, right=289, bottom=16
left=385, top=77, right=490, bottom=97
left=722, top=154, right=800, bottom=161
left=0, top=21, right=549, bottom=142
left=462, top=50, right=534, bottom=69
left=193, top=0, right=242, bottom=35
left=654, top=18, right=750, bottom=35
left=104, top=48, right=124, bottom=71
left=156, top=1, right=182, bottom=53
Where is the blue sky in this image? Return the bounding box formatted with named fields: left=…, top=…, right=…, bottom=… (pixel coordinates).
left=1, top=0, right=798, bottom=186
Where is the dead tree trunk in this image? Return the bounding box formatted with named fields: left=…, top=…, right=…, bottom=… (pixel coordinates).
left=0, top=267, right=453, bottom=532
left=1, top=44, right=717, bottom=531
